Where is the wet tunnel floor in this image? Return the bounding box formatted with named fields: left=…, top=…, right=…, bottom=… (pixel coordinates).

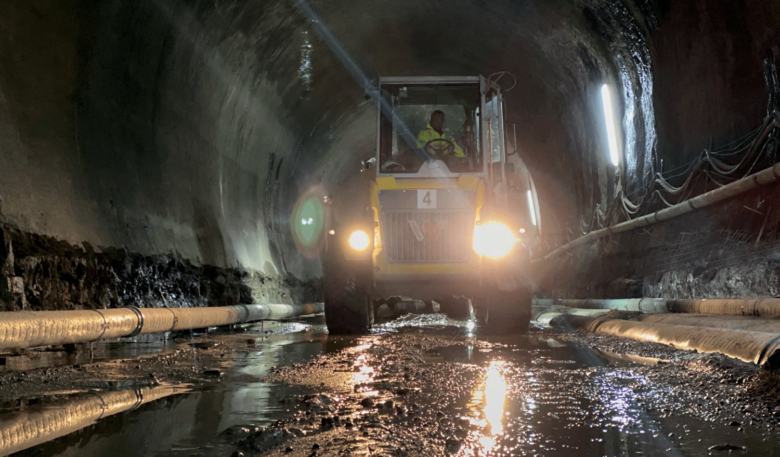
left=4, top=315, right=780, bottom=456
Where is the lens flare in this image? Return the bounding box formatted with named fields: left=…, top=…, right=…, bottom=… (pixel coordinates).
left=290, top=188, right=328, bottom=257
left=473, top=222, right=516, bottom=258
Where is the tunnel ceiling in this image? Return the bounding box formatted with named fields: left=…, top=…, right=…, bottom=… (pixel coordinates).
left=0, top=0, right=778, bottom=284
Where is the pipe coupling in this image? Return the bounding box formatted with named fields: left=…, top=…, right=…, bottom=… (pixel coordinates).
left=123, top=306, right=145, bottom=337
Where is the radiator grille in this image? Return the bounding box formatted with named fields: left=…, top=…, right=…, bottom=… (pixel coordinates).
left=381, top=210, right=474, bottom=263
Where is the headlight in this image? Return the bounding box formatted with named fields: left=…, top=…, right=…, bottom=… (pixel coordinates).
left=348, top=230, right=370, bottom=250
left=473, top=222, right=516, bottom=258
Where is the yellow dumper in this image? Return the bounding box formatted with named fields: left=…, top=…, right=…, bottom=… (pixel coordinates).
left=324, top=75, right=541, bottom=334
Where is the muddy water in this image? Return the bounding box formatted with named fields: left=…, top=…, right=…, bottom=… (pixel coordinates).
left=5, top=316, right=780, bottom=456
left=0, top=338, right=179, bottom=373
left=423, top=334, right=776, bottom=456
left=10, top=320, right=334, bottom=457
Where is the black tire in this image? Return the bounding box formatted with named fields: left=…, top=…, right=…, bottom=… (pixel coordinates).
left=483, top=287, right=531, bottom=335
left=437, top=297, right=472, bottom=320
left=322, top=253, right=371, bottom=334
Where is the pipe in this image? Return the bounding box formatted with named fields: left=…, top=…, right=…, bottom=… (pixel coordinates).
left=668, top=298, right=780, bottom=317
left=640, top=313, right=780, bottom=334
left=0, top=303, right=324, bottom=350
left=531, top=305, right=611, bottom=326
left=589, top=318, right=780, bottom=367
left=545, top=158, right=780, bottom=259
left=532, top=297, right=780, bottom=317
left=0, top=385, right=186, bottom=456
left=532, top=298, right=670, bottom=314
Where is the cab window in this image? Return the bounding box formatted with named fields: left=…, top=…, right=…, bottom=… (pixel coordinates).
left=378, top=84, right=482, bottom=174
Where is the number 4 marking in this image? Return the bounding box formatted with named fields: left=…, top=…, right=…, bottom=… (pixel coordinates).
left=417, top=190, right=437, bottom=209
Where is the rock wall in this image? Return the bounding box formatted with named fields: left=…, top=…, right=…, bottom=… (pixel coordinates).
left=0, top=224, right=319, bottom=312
left=539, top=182, right=780, bottom=300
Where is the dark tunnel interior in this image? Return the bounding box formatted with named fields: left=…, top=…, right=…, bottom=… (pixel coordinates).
left=1, top=0, right=779, bottom=310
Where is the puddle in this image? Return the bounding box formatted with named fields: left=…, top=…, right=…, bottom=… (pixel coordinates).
left=4, top=315, right=780, bottom=456
left=0, top=338, right=178, bottom=373
left=424, top=337, right=610, bottom=368
left=422, top=335, right=779, bottom=456
left=8, top=318, right=337, bottom=457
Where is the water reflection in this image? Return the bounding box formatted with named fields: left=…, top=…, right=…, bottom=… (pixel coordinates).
left=471, top=361, right=508, bottom=453
left=350, top=340, right=378, bottom=394
left=16, top=319, right=332, bottom=457
left=0, top=385, right=187, bottom=456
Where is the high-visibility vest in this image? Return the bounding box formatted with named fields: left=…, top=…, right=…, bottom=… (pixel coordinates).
left=416, top=124, right=465, bottom=158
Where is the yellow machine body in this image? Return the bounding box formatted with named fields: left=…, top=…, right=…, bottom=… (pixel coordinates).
left=370, top=175, right=486, bottom=282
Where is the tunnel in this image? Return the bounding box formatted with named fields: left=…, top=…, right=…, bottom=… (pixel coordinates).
left=2, top=0, right=780, bottom=455
left=1, top=0, right=778, bottom=308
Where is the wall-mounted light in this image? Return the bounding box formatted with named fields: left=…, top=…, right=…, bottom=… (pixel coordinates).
left=601, top=84, right=620, bottom=167
left=527, top=190, right=537, bottom=227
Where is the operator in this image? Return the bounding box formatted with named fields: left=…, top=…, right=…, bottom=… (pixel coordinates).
left=416, top=110, right=465, bottom=158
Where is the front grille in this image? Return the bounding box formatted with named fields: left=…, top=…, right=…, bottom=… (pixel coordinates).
left=381, top=210, right=474, bottom=263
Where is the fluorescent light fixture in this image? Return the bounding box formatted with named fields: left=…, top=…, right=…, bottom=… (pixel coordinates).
left=527, top=190, right=537, bottom=226
left=601, top=84, right=620, bottom=166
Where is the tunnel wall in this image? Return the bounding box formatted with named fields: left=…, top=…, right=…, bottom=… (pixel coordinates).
left=2, top=0, right=779, bottom=309
left=0, top=0, right=325, bottom=309
left=540, top=0, right=780, bottom=300
left=1, top=0, right=624, bottom=310
left=539, top=183, right=780, bottom=300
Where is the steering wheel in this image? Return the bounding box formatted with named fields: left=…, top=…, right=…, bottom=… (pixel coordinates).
left=381, top=160, right=406, bottom=171
left=424, top=138, right=455, bottom=157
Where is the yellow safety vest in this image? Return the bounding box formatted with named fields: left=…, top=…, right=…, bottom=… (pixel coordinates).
left=416, top=124, right=465, bottom=158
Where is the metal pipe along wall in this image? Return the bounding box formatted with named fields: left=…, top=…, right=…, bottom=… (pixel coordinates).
left=533, top=297, right=780, bottom=317
left=589, top=318, right=780, bottom=367
left=545, top=159, right=780, bottom=259
left=0, top=303, right=324, bottom=350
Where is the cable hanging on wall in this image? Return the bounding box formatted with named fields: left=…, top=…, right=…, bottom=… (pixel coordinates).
left=580, top=111, right=780, bottom=236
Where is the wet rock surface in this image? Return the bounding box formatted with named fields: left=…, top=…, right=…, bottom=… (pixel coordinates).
left=0, top=224, right=319, bottom=311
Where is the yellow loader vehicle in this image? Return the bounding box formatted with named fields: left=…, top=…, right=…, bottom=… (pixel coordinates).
left=323, top=75, right=541, bottom=334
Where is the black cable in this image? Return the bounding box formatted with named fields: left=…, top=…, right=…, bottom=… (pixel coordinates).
left=579, top=113, right=779, bottom=234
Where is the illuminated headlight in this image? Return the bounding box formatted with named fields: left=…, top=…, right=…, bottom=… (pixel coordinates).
left=473, top=222, right=516, bottom=258
left=348, top=230, right=370, bottom=250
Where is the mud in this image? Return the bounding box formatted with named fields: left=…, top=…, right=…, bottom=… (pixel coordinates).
left=5, top=315, right=780, bottom=456
left=220, top=318, right=780, bottom=456
left=0, top=224, right=319, bottom=312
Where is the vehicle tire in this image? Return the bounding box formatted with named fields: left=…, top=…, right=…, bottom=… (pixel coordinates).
left=483, top=287, right=531, bottom=335
left=323, top=253, right=372, bottom=334
left=437, top=297, right=472, bottom=320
